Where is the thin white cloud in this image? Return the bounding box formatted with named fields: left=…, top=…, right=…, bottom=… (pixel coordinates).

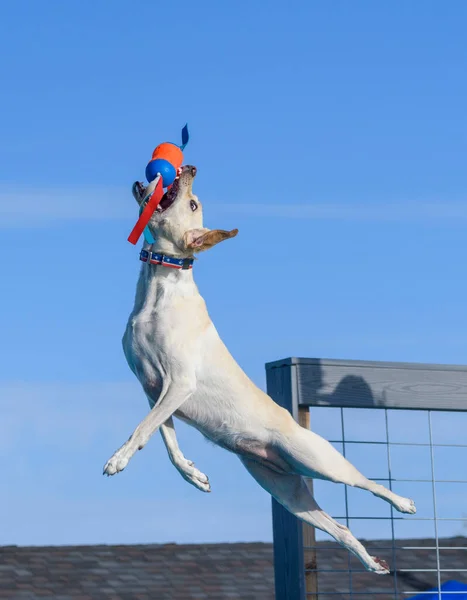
left=214, top=201, right=467, bottom=222
left=0, top=380, right=143, bottom=451
left=0, top=185, right=133, bottom=227
left=2, top=185, right=467, bottom=227
left=0, top=380, right=273, bottom=546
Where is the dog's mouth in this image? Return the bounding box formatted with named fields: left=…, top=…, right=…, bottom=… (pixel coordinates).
left=135, top=166, right=197, bottom=215
left=134, top=177, right=180, bottom=214
left=157, top=176, right=180, bottom=213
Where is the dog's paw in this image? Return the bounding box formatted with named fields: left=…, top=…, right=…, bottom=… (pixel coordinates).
left=369, top=556, right=390, bottom=575
left=403, top=498, right=417, bottom=514
left=103, top=447, right=130, bottom=476
left=175, top=457, right=211, bottom=493
left=392, top=496, right=417, bottom=515
left=189, top=466, right=211, bottom=493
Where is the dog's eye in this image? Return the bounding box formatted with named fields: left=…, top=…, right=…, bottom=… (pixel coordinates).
left=190, top=200, right=198, bottom=212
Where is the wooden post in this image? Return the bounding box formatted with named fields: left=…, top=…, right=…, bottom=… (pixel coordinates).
left=266, top=363, right=306, bottom=600
left=299, top=406, right=319, bottom=600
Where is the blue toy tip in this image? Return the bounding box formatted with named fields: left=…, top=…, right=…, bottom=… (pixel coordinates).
left=180, top=123, right=189, bottom=150
left=143, top=227, right=155, bottom=244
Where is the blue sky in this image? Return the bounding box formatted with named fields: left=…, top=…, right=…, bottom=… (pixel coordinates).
left=2, top=0, right=467, bottom=546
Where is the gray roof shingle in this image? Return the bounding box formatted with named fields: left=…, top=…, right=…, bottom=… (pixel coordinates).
left=1, top=536, right=466, bottom=599
left=0, top=542, right=273, bottom=600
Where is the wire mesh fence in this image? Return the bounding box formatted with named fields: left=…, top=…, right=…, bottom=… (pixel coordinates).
left=305, top=406, right=467, bottom=600
left=267, top=357, right=467, bottom=600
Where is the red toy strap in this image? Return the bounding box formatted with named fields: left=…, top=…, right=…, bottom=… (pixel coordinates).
left=127, top=176, right=164, bottom=245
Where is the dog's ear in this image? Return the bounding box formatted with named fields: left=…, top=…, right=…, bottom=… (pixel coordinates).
left=132, top=182, right=143, bottom=205
left=184, top=228, right=238, bottom=252
left=132, top=180, right=158, bottom=206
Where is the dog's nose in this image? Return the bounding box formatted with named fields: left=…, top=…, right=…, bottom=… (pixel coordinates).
left=181, top=165, right=197, bottom=177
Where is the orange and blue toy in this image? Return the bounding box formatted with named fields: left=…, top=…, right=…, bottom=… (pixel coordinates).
left=127, top=124, right=190, bottom=245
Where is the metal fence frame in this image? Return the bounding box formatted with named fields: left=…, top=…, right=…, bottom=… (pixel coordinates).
left=265, top=357, right=467, bottom=600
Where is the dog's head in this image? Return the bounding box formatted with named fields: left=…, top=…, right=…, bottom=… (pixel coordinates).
left=132, top=165, right=238, bottom=257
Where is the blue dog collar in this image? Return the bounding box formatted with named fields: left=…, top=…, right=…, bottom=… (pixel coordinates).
left=140, top=249, right=194, bottom=270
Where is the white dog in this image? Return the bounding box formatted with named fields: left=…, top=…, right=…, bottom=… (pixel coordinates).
left=103, top=165, right=416, bottom=574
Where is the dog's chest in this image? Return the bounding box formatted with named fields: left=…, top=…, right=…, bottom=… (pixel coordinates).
left=123, top=270, right=211, bottom=373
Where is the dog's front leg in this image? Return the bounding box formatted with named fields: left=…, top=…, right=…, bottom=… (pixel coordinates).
left=103, top=378, right=195, bottom=476
left=160, top=417, right=211, bottom=492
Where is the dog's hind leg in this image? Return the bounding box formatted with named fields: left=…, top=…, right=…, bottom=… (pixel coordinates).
left=277, top=425, right=416, bottom=514
left=240, top=457, right=390, bottom=574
